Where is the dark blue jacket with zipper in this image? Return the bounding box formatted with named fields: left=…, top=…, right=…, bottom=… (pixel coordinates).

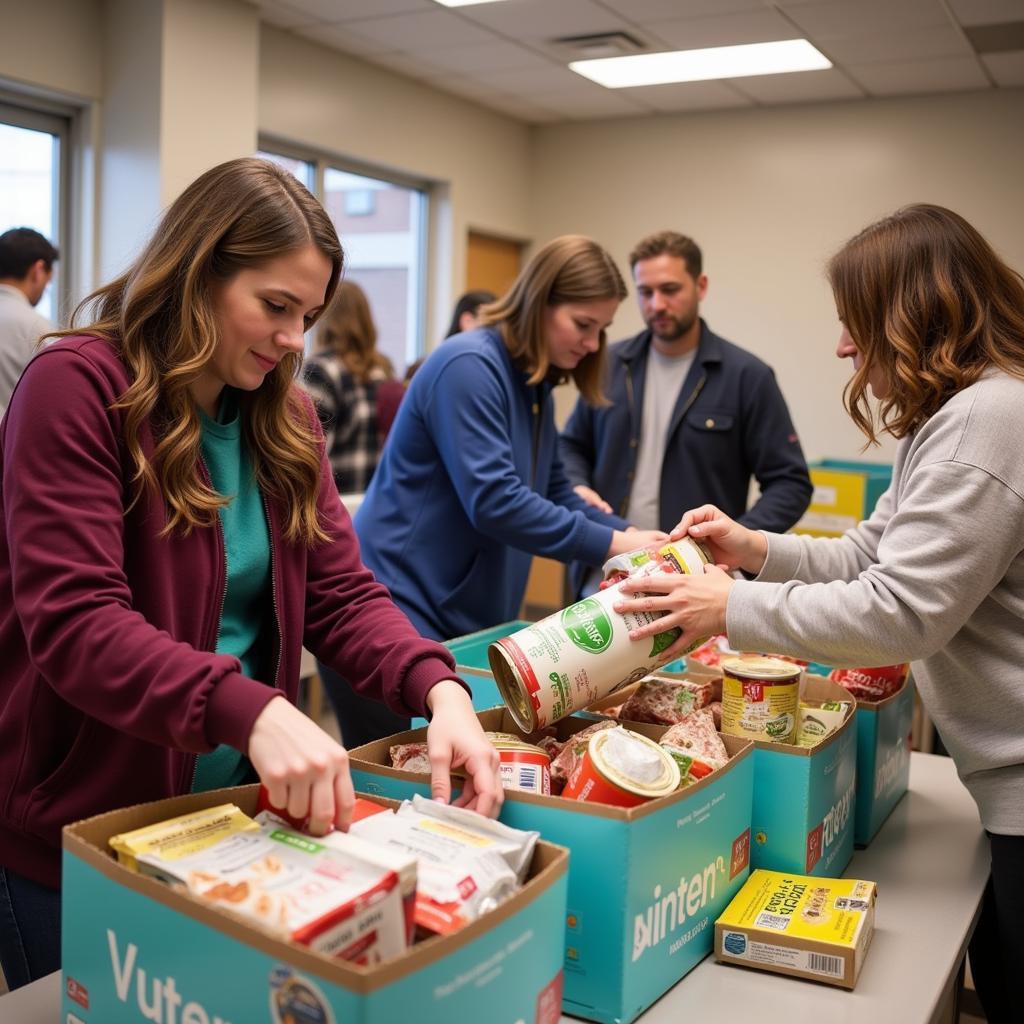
left=559, top=321, right=812, bottom=595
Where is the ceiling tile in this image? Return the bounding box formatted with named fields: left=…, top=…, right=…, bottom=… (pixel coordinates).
left=332, top=9, right=500, bottom=50
left=728, top=67, right=866, bottom=103
left=294, top=21, right=401, bottom=56
left=478, top=94, right=563, bottom=124
left=847, top=54, right=992, bottom=93
left=981, top=49, right=1024, bottom=83
left=818, top=24, right=973, bottom=64
left=284, top=0, right=433, bottom=21
left=410, top=39, right=554, bottom=75
left=362, top=50, right=452, bottom=77
left=947, top=0, right=1024, bottom=27
left=485, top=64, right=613, bottom=95
left=256, top=1, right=320, bottom=29
left=529, top=88, right=655, bottom=118
left=778, top=0, right=951, bottom=37
left=451, top=0, right=631, bottom=40
left=599, top=0, right=769, bottom=18
left=623, top=79, right=755, bottom=111
left=645, top=8, right=803, bottom=50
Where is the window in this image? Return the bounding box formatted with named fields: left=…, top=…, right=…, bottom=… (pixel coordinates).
left=0, top=102, right=69, bottom=322
left=259, top=141, right=429, bottom=374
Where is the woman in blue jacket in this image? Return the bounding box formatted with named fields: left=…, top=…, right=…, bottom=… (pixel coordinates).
left=329, top=236, right=667, bottom=747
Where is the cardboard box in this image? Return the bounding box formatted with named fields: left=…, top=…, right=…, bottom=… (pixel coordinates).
left=61, top=785, right=568, bottom=1024
left=715, top=869, right=877, bottom=989
left=588, top=672, right=856, bottom=877
left=351, top=708, right=755, bottom=1024
left=794, top=459, right=893, bottom=538
left=745, top=676, right=857, bottom=877
left=409, top=620, right=533, bottom=728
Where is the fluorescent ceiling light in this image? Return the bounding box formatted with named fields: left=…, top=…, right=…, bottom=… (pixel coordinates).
left=571, top=39, right=831, bottom=88
left=433, top=0, right=508, bottom=7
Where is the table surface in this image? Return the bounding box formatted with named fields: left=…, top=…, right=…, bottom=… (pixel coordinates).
left=0, top=753, right=988, bottom=1024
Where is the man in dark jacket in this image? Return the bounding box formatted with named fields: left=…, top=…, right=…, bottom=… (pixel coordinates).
left=560, top=230, right=812, bottom=596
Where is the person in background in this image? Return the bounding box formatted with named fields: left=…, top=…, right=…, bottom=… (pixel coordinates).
left=303, top=279, right=405, bottom=493
left=0, top=158, right=500, bottom=991
left=0, top=227, right=59, bottom=415
left=559, top=230, right=812, bottom=597
left=614, top=205, right=1024, bottom=1024
left=403, top=288, right=496, bottom=383
left=323, top=236, right=667, bottom=749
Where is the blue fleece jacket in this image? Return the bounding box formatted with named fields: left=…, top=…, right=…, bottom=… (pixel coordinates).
left=355, top=327, right=627, bottom=640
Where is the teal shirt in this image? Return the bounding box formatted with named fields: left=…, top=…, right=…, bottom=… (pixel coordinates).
left=192, top=392, right=272, bottom=792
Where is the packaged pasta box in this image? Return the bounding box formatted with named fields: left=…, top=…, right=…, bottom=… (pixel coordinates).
left=715, top=869, right=877, bottom=989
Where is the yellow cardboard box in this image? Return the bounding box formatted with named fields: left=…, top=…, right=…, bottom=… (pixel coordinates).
left=714, top=868, right=876, bottom=989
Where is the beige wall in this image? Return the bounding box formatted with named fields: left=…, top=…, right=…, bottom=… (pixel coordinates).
left=258, top=28, right=533, bottom=343
left=531, top=88, right=1024, bottom=462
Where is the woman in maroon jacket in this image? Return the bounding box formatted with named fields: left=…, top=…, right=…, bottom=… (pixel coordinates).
left=0, top=157, right=500, bottom=990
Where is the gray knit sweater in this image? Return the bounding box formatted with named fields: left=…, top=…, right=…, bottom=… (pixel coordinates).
left=728, top=370, right=1024, bottom=834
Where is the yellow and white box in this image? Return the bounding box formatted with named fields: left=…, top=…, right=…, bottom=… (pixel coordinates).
left=714, top=869, right=876, bottom=990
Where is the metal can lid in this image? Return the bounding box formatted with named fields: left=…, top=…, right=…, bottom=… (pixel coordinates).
left=488, top=640, right=538, bottom=733
left=588, top=727, right=680, bottom=798
left=721, top=655, right=802, bottom=682
left=484, top=732, right=550, bottom=760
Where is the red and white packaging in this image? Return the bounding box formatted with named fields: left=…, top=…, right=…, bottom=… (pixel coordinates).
left=549, top=720, right=615, bottom=790
left=828, top=664, right=909, bottom=701
left=350, top=794, right=539, bottom=935
left=660, top=710, right=729, bottom=765
left=389, top=742, right=431, bottom=773
left=618, top=677, right=713, bottom=726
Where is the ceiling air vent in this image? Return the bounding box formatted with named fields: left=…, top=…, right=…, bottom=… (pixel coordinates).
left=550, top=31, right=649, bottom=61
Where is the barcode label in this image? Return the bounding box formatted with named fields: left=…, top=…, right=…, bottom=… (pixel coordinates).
left=806, top=952, right=844, bottom=977
left=754, top=912, right=790, bottom=931
left=518, top=767, right=537, bottom=789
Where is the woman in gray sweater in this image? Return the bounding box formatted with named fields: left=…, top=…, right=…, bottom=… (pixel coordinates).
left=614, top=204, right=1024, bottom=1022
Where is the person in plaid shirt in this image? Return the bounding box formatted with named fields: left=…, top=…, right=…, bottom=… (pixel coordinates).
left=303, top=280, right=404, bottom=493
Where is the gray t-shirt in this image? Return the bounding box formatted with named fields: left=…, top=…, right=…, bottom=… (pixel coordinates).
left=628, top=346, right=697, bottom=530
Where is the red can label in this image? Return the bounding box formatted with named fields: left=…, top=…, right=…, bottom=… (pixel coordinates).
left=498, top=747, right=551, bottom=795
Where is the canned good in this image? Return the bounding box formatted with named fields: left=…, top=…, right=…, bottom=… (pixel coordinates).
left=562, top=726, right=680, bottom=807
left=489, top=539, right=713, bottom=733
left=602, top=537, right=710, bottom=583
left=720, top=656, right=802, bottom=744
left=485, top=732, right=551, bottom=795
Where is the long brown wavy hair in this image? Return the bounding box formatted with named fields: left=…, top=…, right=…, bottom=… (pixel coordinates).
left=50, top=157, right=343, bottom=544
left=318, top=280, right=394, bottom=383
left=828, top=204, right=1024, bottom=444
left=478, top=235, right=627, bottom=405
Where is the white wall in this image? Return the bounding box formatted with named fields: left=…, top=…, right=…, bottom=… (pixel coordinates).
left=258, top=27, right=532, bottom=343
left=531, top=88, right=1024, bottom=462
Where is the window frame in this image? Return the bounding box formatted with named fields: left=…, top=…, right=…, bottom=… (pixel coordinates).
left=0, top=93, right=74, bottom=320
left=258, top=136, right=431, bottom=366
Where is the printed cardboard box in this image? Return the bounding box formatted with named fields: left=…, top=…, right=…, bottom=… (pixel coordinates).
left=409, top=620, right=533, bottom=728
left=351, top=709, right=754, bottom=1024
left=850, top=676, right=914, bottom=845
left=587, top=673, right=856, bottom=876
left=61, top=785, right=568, bottom=1024
left=747, top=676, right=857, bottom=876
left=794, top=459, right=893, bottom=538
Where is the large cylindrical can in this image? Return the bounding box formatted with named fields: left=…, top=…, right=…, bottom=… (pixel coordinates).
left=562, top=727, right=680, bottom=806
left=489, top=539, right=712, bottom=733
left=720, top=655, right=801, bottom=744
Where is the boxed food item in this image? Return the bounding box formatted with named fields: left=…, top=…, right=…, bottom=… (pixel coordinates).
left=715, top=868, right=877, bottom=989
left=61, top=785, right=568, bottom=1024
left=807, top=663, right=914, bottom=845
left=351, top=708, right=754, bottom=1024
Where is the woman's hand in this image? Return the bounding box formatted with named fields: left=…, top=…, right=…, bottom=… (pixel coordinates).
left=574, top=484, right=613, bottom=515
left=248, top=695, right=354, bottom=836
left=670, top=505, right=768, bottom=575
left=607, top=528, right=669, bottom=559
left=426, top=680, right=503, bottom=818
left=612, top=565, right=735, bottom=661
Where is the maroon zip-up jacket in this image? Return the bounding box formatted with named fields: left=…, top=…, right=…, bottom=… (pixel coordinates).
left=0, top=336, right=465, bottom=888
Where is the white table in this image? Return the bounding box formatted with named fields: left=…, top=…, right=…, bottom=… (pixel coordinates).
left=0, top=754, right=988, bottom=1024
